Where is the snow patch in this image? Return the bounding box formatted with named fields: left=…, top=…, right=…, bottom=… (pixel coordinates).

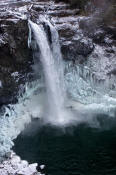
left=0, top=151, right=43, bottom=175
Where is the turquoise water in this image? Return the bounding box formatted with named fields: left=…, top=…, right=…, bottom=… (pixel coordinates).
left=13, top=116, right=116, bottom=175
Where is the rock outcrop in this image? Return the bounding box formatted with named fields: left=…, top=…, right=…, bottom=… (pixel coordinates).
left=0, top=0, right=116, bottom=105
left=0, top=1, right=32, bottom=105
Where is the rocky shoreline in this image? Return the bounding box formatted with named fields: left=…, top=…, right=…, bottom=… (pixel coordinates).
left=0, top=151, right=45, bottom=175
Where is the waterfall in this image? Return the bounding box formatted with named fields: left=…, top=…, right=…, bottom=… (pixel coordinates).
left=0, top=18, right=116, bottom=159
left=28, top=20, right=66, bottom=123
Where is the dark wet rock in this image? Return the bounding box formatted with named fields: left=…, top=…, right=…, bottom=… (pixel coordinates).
left=105, top=46, right=116, bottom=54
left=0, top=4, right=33, bottom=105
left=58, top=24, right=76, bottom=40
left=43, top=22, right=52, bottom=44
left=78, top=0, right=116, bottom=45
left=32, top=4, right=45, bottom=12
left=79, top=17, right=103, bottom=38
left=107, top=69, right=116, bottom=76
left=0, top=95, right=18, bottom=106
left=0, top=19, right=30, bottom=63
left=103, top=26, right=116, bottom=42
left=55, top=0, right=88, bottom=9
left=61, top=39, right=94, bottom=60
left=79, top=16, right=116, bottom=46
left=48, top=9, right=80, bottom=17
left=73, top=39, right=94, bottom=56
left=0, top=69, right=25, bottom=106
left=92, top=29, right=107, bottom=44
left=0, top=3, right=33, bottom=67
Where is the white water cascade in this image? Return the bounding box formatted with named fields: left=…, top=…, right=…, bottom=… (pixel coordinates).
left=28, top=20, right=66, bottom=124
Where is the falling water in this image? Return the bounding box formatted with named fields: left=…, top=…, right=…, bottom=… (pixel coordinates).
left=28, top=20, right=66, bottom=123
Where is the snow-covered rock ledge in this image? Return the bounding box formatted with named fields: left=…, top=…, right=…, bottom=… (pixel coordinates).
left=0, top=151, right=45, bottom=175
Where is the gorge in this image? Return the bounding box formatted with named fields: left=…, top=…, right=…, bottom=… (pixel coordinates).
left=0, top=0, right=116, bottom=175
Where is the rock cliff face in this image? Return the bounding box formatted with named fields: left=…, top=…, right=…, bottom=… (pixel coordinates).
left=0, top=1, right=32, bottom=105
left=0, top=0, right=116, bottom=105
left=0, top=19, right=31, bottom=105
